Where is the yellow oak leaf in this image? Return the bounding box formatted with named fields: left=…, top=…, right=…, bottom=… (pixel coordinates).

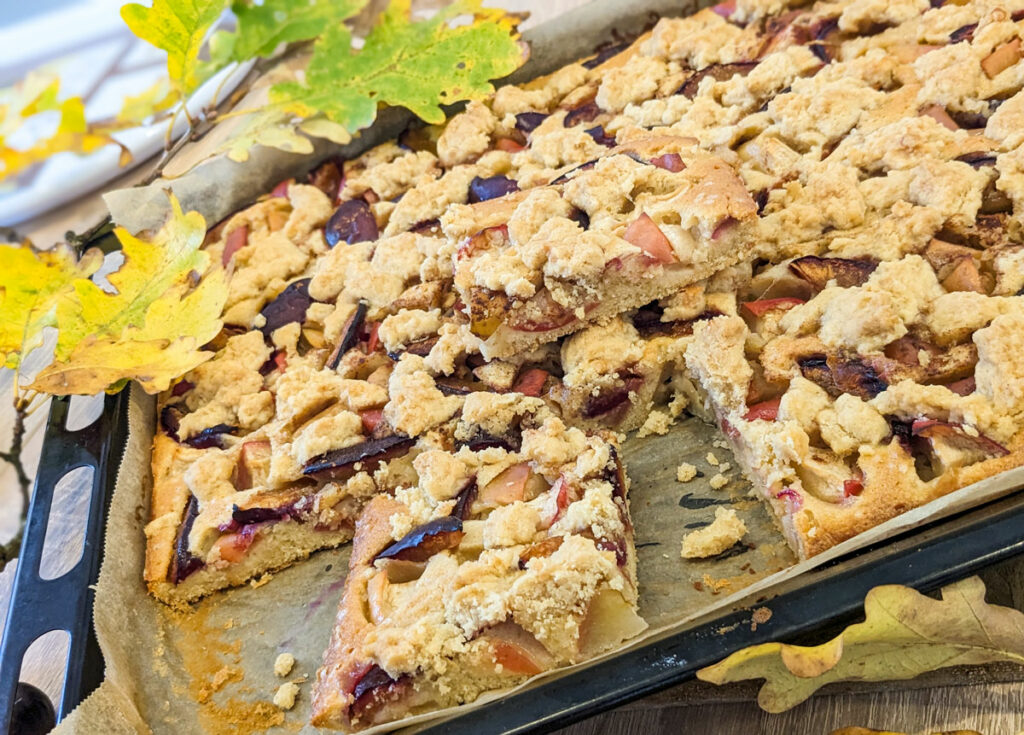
left=117, top=77, right=177, bottom=126
left=0, top=193, right=226, bottom=395
left=697, top=577, right=1024, bottom=713
left=0, top=243, right=100, bottom=370
left=0, top=75, right=131, bottom=181
left=121, top=0, right=230, bottom=101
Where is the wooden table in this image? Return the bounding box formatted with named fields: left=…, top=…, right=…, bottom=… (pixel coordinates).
left=3, top=1, right=1024, bottom=732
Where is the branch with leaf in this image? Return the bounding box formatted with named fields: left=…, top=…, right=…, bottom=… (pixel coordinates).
left=0, top=0, right=527, bottom=567
left=0, top=195, right=225, bottom=568
left=698, top=576, right=1024, bottom=712
left=2, top=0, right=527, bottom=182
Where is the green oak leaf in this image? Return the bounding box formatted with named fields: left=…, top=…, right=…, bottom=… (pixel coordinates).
left=269, top=0, right=526, bottom=130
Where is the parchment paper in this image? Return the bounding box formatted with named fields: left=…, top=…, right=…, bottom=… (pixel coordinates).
left=102, top=0, right=695, bottom=235
left=56, top=382, right=1024, bottom=735
left=56, top=0, right=1024, bottom=732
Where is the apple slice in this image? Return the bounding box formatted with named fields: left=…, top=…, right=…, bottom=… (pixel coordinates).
left=235, top=440, right=271, bottom=490
left=740, top=297, right=804, bottom=318
left=479, top=463, right=533, bottom=508
left=578, top=589, right=648, bottom=657
left=483, top=621, right=553, bottom=676
left=623, top=213, right=676, bottom=264
left=221, top=225, right=249, bottom=266
left=982, top=37, right=1022, bottom=79
left=743, top=396, right=781, bottom=422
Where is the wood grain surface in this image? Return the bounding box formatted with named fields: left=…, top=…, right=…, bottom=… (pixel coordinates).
left=2, top=1, right=1024, bottom=733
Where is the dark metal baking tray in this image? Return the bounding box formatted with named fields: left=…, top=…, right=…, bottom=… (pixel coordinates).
left=2, top=369, right=1024, bottom=734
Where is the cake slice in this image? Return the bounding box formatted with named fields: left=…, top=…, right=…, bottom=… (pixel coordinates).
left=443, top=137, right=758, bottom=359
left=311, top=396, right=645, bottom=731
left=684, top=254, right=1024, bottom=559
left=145, top=327, right=418, bottom=606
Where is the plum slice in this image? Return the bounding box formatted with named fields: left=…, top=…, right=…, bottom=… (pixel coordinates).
left=478, top=462, right=535, bottom=508
left=582, top=41, right=629, bottom=69
left=303, top=435, right=414, bottom=482
left=160, top=405, right=183, bottom=440
left=468, top=175, right=520, bottom=203
left=325, top=199, right=379, bottom=247
left=650, top=153, right=685, bottom=172
left=632, top=306, right=722, bottom=338
left=455, top=429, right=522, bottom=453
left=582, top=376, right=645, bottom=420
left=375, top=516, right=465, bottom=562
left=221, top=225, right=249, bottom=266
left=183, top=423, right=237, bottom=450
left=548, top=159, right=598, bottom=185
left=482, top=621, right=553, bottom=676
left=955, top=153, right=998, bottom=170
left=912, top=419, right=1009, bottom=458
left=506, top=289, right=581, bottom=333
left=511, top=368, right=549, bottom=397
left=259, top=278, right=313, bottom=336
left=789, top=256, right=877, bottom=291
left=585, top=125, right=616, bottom=147
left=623, top=213, right=676, bottom=264
left=677, top=62, right=758, bottom=99
left=450, top=478, right=478, bottom=521
left=515, top=111, right=547, bottom=134
left=518, top=536, right=564, bottom=569
left=386, top=335, right=438, bottom=362
left=308, top=159, right=343, bottom=201
left=563, top=100, right=601, bottom=128
left=797, top=353, right=887, bottom=400
left=171, top=495, right=204, bottom=583
left=327, top=300, right=369, bottom=370
left=743, top=397, right=781, bottom=422
left=348, top=665, right=411, bottom=722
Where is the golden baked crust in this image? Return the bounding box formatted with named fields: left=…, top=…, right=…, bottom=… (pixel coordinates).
left=145, top=0, right=1024, bottom=726
left=311, top=408, right=644, bottom=731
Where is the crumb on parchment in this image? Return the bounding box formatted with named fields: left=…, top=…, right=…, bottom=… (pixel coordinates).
left=709, top=472, right=729, bottom=490
left=637, top=409, right=672, bottom=437
left=676, top=462, right=698, bottom=482
left=681, top=507, right=747, bottom=559
left=274, top=682, right=300, bottom=710
left=274, top=652, right=295, bottom=678
left=705, top=452, right=719, bottom=466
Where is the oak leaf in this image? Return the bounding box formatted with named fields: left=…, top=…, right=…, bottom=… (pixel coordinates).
left=697, top=577, right=1024, bottom=712
left=0, top=74, right=130, bottom=181
left=0, top=194, right=226, bottom=395
left=121, top=0, right=231, bottom=102
left=269, top=0, right=526, bottom=131
left=212, top=0, right=370, bottom=65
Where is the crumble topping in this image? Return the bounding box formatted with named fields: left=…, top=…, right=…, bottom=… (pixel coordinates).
left=681, top=507, right=747, bottom=558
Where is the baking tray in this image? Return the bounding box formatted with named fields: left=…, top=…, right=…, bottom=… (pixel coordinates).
left=6, top=3, right=1024, bottom=731
left=3, top=361, right=1024, bottom=735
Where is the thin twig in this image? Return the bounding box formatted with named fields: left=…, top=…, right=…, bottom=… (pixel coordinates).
left=0, top=394, right=32, bottom=572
